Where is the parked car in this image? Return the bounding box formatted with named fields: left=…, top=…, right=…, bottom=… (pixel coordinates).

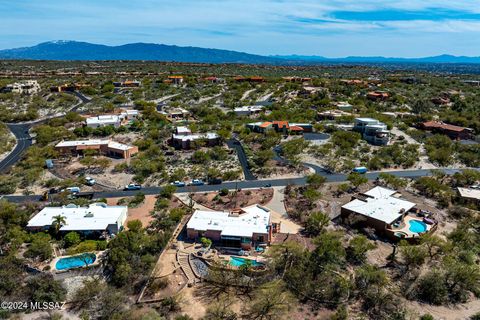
left=62, top=187, right=81, bottom=194
left=208, top=178, right=222, bottom=185
left=189, top=179, right=204, bottom=186
left=264, top=183, right=272, bottom=187
left=352, top=167, right=368, bottom=174
left=171, top=181, right=186, bottom=187
left=124, top=183, right=142, bottom=191
left=85, top=177, right=96, bottom=186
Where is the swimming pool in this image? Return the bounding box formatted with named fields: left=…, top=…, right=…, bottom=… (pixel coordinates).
left=409, top=220, right=427, bottom=233
left=55, top=253, right=96, bottom=271
left=229, top=256, right=264, bottom=268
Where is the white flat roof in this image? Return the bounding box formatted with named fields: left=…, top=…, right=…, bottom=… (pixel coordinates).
left=86, top=115, right=121, bottom=125
left=27, top=204, right=127, bottom=231
left=107, top=141, right=133, bottom=151
left=342, top=186, right=415, bottom=224
left=355, top=117, right=379, bottom=122
left=55, top=139, right=134, bottom=151
left=173, top=132, right=218, bottom=141
left=187, top=204, right=271, bottom=238
left=176, top=126, right=191, bottom=134
left=56, top=139, right=109, bottom=148
left=234, top=106, right=264, bottom=112
left=458, top=187, right=480, bottom=200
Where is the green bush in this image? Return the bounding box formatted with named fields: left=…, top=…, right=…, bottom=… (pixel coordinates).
left=63, top=231, right=81, bottom=248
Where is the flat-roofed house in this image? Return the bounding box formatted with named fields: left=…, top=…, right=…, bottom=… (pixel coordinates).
left=55, top=139, right=138, bottom=159
left=354, top=118, right=390, bottom=145
left=186, top=204, right=272, bottom=250
left=341, top=187, right=416, bottom=234
left=85, top=109, right=139, bottom=128
left=246, top=121, right=312, bottom=134
left=457, top=187, right=480, bottom=206
left=171, top=126, right=220, bottom=149
left=158, top=107, right=190, bottom=121
left=27, top=203, right=128, bottom=236
left=317, top=110, right=352, bottom=120
left=167, top=76, right=184, bottom=85
left=234, top=106, right=264, bottom=116
left=86, top=115, right=123, bottom=128
left=1, top=80, right=40, bottom=94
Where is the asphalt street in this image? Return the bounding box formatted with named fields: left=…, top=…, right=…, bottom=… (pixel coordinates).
left=2, top=167, right=472, bottom=204
left=0, top=91, right=91, bottom=173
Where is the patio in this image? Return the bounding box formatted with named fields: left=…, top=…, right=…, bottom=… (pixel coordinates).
left=387, top=213, right=437, bottom=240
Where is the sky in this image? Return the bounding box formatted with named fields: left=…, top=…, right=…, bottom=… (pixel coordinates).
left=1, top=0, right=480, bottom=57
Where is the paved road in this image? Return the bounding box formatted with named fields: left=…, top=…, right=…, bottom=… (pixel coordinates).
left=0, top=123, right=33, bottom=172
left=0, top=91, right=91, bottom=173
left=3, top=167, right=473, bottom=204
left=226, top=138, right=256, bottom=180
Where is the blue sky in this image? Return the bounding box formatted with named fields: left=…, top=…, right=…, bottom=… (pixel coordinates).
left=1, top=0, right=479, bottom=57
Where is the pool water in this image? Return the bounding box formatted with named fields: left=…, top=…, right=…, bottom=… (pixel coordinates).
left=409, top=220, right=428, bottom=233
left=55, top=253, right=96, bottom=270
left=229, top=256, right=263, bottom=267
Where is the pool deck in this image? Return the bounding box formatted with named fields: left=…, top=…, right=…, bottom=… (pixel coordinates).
left=387, top=214, right=435, bottom=239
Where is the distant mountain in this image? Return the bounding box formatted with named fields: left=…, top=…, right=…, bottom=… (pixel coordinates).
left=273, top=54, right=480, bottom=64
left=1, top=41, right=480, bottom=64
left=0, top=41, right=281, bottom=64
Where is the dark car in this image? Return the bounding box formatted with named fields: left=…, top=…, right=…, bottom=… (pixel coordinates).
left=208, top=178, right=223, bottom=185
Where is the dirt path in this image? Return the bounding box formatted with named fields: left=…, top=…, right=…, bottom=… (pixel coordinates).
left=106, top=195, right=156, bottom=227
left=407, top=299, right=480, bottom=319
left=240, top=88, right=256, bottom=101
left=391, top=127, right=437, bottom=170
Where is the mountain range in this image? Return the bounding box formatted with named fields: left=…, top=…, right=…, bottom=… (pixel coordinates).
left=1, top=41, right=480, bottom=65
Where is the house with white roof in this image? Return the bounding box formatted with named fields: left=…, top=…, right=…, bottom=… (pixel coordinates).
left=234, top=105, right=264, bottom=116
left=186, top=204, right=272, bottom=250
left=341, top=186, right=416, bottom=233
left=171, top=126, right=220, bottom=149
left=55, top=139, right=138, bottom=159
left=457, top=187, right=480, bottom=206
left=85, top=109, right=139, bottom=128
left=27, top=203, right=128, bottom=236
left=353, top=117, right=390, bottom=145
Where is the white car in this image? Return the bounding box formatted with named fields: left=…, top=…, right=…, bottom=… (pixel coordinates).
left=85, top=177, right=96, bottom=186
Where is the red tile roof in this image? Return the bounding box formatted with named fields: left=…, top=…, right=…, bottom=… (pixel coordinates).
left=289, top=126, right=304, bottom=131
left=273, top=121, right=289, bottom=129
left=259, top=122, right=273, bottom=128
left=422, top=121, right=468, bottom=132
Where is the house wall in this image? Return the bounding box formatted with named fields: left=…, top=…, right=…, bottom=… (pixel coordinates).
left=204, top=230, right=222, bottom=241
left=340, top=207, right=388, bottom=232
left=187, top=228, right=199, bottom=239
left=252, top=232, right=269, bottom=243
left=187, top=228, right=222, bottom=241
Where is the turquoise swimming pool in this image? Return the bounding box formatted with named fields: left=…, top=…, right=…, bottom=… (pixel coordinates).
left=229, top=256, right=263, bottom=267
left=55, top=253, right=96, bottom=271
left=409, top=220, right=427, bottom=233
